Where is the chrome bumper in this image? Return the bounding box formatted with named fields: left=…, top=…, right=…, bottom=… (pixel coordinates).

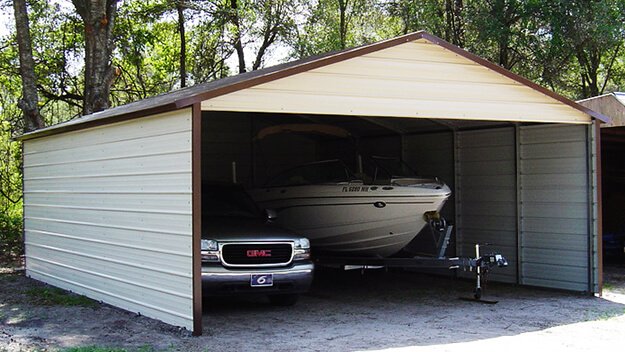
left=201, top=261, right=314, bottom=296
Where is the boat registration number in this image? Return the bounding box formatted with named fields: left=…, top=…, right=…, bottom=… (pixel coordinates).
left=342, top=186, right=370, bottom=192
left=251, top=274, right=274, bottom=287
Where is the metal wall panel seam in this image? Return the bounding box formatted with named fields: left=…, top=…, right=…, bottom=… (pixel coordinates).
left=24, top=170, right=191, bottom=181
left=24, top=149, right=191, bottom=169
left=26, top=268, right=193, bottom=321
left=25, top=242, right=191, bottom=277
left=25, top=204, right=192, bottom=216
left=24, top=127, right=193, bottom=155
left=24, top=191, right=192, bottom=195
left=25, top=229, right=189, bottom=257
left=24, top=216, right=190, bottom=237
left=28, top=255, right=192, bottom=299
left=306, top=70, right=523, bottom=87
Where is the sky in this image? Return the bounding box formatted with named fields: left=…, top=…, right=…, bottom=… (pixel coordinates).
left=0, top=5, right=13, bottom=39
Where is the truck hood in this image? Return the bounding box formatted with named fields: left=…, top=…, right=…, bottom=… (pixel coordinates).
left=202, top=216, right=303, bottom=242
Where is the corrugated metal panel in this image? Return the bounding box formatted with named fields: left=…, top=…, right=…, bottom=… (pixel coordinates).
left=202, top=40, right=591, bottom=124
left=519, top=124, right=589, bottom=292
left=23, top=109, right=193, bottom=330
left=456, top=128, right=517, bottom=283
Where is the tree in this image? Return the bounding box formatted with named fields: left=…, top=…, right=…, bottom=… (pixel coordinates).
left=72, top=0, right=120, bottom=115
left=13, top=0, right=44, bottom=132
left=290, top=0, right=392, bottom=58
left=466, top=0, right=530, bottom=70
left=386, top=0, right=446, bottom=36
left=176, top=0, right=187, bottom=87
left=530, top=0, right=625, bottom=98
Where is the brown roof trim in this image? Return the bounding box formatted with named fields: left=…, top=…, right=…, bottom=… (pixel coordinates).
left=417, top=33, right=610, bottom=124
left=17, top=30, right=608, bottom=141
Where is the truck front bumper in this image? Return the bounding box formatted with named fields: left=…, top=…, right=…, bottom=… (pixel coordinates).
left=201, top=261, right=314, bottom=296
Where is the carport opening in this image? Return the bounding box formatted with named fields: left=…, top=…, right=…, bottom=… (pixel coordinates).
left=199, top=110, right=599, bottom=300
left=200, top=111, right=516, bottom=267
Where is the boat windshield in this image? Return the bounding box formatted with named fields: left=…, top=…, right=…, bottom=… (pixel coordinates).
left=359, top=156, right=418, bottom=184
left=266, top=160, right=356, bottom=186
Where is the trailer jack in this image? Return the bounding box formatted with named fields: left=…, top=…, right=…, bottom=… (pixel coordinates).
left=458, top=244, right=508, bottom=304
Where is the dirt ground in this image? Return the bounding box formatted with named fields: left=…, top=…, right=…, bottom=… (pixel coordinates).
left=1, top=262, right=624, bottom=352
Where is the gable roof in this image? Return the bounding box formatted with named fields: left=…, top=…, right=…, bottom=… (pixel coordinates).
left=578, top=92, right=625, bottom=128
left=18, top=31, right=609, bottom=141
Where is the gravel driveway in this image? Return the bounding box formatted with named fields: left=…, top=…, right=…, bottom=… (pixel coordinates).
left=1, top=264, right=624, bottom=351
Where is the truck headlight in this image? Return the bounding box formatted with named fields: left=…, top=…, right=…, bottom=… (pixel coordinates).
left=201, top=239, right=220, bottom=262
left=201, top=239, right=219, bottom=251
left=293, top=238, right=310, bottom=249
left=293, top=238, right=311, bottom=261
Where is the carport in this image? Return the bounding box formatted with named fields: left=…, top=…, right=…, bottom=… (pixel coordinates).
left=17, top=31, right=606, bottom=336
left=578, top=93, right=625, bottom=261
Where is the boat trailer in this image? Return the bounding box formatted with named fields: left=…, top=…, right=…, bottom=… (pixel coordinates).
left=314, top=215, right=509, bottom=302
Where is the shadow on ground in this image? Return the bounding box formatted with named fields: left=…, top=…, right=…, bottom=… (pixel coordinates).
left=1, top=264, right=624, bottom=351
left=200, top=266, right=625, bottom=351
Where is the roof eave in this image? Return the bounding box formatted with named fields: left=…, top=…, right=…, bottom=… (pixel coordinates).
left=16, top=30, right=608, bottom=141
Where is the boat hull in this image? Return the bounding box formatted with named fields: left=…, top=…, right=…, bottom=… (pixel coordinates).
left=250, top=183, right=450, bottom=257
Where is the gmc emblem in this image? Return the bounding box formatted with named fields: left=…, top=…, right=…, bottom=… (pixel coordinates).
left=246, top=249, right=272, bottom=257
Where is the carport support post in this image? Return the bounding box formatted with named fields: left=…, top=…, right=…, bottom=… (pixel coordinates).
left=592, top=119, right=603, bottom=295
left=192, top=103, right=203, bottom=335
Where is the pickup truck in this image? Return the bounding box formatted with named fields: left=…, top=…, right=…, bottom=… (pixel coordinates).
left=201, top=184, right=314, bottom=306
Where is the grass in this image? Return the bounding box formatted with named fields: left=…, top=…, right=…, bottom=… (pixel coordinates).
left=25, top=286, right=98, bottom=307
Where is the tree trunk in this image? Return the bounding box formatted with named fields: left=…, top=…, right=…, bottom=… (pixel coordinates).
left=229, top=0, right=246, bottom=73
left=444, top=0, right=464, bottom=46
left=13, top=0, right=45, bottom=132
left=338, top=0, right=349, bottom=49
left=72, top=0, right=119, bottom=115
left=177, top=0, right=187, bottom=87
left=252, top=2, right=284, bottom=71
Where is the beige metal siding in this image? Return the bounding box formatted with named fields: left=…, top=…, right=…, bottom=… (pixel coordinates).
left=456, top=128, right=517, bottom=283
left=577, top=94, right=625, bottom=128
left=519, top=124, right=590, bottom=292
left=202, top=40, right=591, bottom=124
left=23, top=109, right=193, bottom=330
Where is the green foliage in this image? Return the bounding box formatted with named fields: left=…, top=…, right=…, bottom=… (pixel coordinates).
left=25, top=286, right=98, bottom=307
left=290, top=0, right=396, bottom=58
left=0, top=211, right=22, bottom=263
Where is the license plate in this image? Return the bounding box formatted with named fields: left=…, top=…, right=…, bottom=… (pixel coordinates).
left=251, top=274, right=273, bottom=287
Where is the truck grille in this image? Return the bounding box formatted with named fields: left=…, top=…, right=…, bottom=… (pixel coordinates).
left=221, top=243, right=293, bottom=266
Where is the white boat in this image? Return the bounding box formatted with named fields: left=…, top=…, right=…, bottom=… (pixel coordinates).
left=249, top=158, right=451, bottom=257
